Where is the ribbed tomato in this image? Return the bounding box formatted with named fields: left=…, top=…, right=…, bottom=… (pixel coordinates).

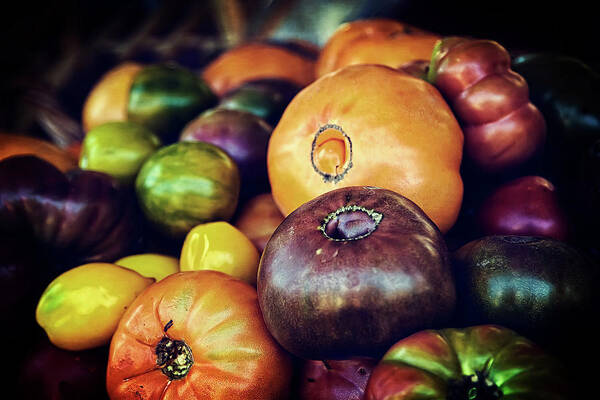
left=267, top=64, right=463, bottom=233
left=106, top=270, right=293, bottom=400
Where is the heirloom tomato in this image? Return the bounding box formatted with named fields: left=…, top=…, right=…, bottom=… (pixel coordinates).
left=180, top=221, right=259, bottom=285
left=36, top=263, right=153, bottom=351
left=316, top=18, right=440, bottom=77
left=267, top=64, right=464, bottom=233
left=0, top=133, right=77, bottom=172
left=202, top=42, right=316, bottom=97
left=106, top=270, right=292, bottom=400
left=365, top=325, right=570, bottom=400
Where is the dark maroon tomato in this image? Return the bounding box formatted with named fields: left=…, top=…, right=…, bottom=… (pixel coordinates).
left=428, top=37, right=546, bottom=173
left=0, top=156, right=141, bottom=267
left=477, top=176, right=569, bottom=240
left=179, top=108, right=272, bottom=199
left=452, top=236, right=598, bottom=349
left=17, top=339, right=109, bottom=400
left=258, top=186, right=456, bottom=360
left=298, top=358, right=377, bottom=400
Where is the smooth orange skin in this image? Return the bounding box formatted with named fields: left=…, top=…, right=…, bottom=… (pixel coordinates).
left=202, top=43, right=316, bottom=97
left=267, top=64, right=464, bottom=233
left=0, top=133, right=77, bottom=172
left=106, top=270, right=292, bottom=400
left=82, top=62, right=142, bottom=132
left=316, top=19, right=440, bottom=77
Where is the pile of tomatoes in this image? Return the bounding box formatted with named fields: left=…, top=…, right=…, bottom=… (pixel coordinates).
left=2, top=17, right=599, bottom=400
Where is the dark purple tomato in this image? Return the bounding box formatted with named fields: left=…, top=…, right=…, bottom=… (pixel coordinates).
left=477, top=175, right=569, bottom=240
left=180, top=108, right=272, bottom=198
left=298, top=358, right=377, bottom=400
left=258, top=186, right=456, bottom=360
left=0, top=156, right=141, bottom=267
left=17, top=339, right=109, bottom=400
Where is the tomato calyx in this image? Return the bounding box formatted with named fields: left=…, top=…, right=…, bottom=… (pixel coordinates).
left=319, top=205, right=383, bottom=241
left=447, top=371, right=503, bottom=400
left=155, top=320, right=194, bottom=381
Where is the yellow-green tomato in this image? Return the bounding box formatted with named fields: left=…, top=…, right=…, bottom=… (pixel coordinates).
left=79, top=121, right=161, bottom=184
left=36, top=263, right=153, bottom=351
left=180, top=221, right=260, bottom=285
left=114, top=253, right=179, bottom=281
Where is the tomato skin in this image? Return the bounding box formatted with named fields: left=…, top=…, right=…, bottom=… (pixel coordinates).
left=114, top=253, right=179, bottom=281
left=267, top=64, right=463, bottom=233
left=365, top=325, right=570, bottom=400
left=180, top=221, right=259, bottom=285
left=316, top=19, right=439, bottom=77
left=36, top=263, right=153, bottom=351
left=428, top=37, right=546, bottom=173
left=0, top=133, right=77, bottom=172
left=106, top=270, right=293, bottom=400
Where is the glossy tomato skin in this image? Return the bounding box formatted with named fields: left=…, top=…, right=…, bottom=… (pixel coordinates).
left=219, top=79, right=302, bottom=126
left=127, top=64, right=217, bottom=142
left=135, top=141, right=240, bottom=238
left=365, top=325, right=570, bottom=400
left=267, top=64, right=464, bottom=233
left=428, top=37, right=546, bottom=173
left=298, top=358, right=377, bottom=400
left=477, top=176, right=569, bottom=240
left=0, top=156, right=141, bottom=266
left=179, top=108, right=272, bottom=200
left=316, top=19, right=439, bottom=77
left=107, top=270, right=293, bottom=400
left=451, top=236, right=598, bottom=348
left=258, top=186, right=455, bottom=360
left=202, top=43, right=316, bottom=97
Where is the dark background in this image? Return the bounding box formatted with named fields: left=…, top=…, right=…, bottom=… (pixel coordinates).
left=0, top=0, right=596, bottom=134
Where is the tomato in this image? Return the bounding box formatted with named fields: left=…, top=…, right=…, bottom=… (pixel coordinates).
left=180, top=221, right=259, bottom=285
left=234, top=193, right=284, bottom=253
left=202, top=43, right=316, bottom=97
left=135, top=141, right=240, bottom=237
left=0, top=133, right=77, bottom=172
left=106, top=270, right=293, bottom=400
left=316, top=19, right=439, bottom=78
left=79, top=121, right=161, bottom=184
left=82, top=62, right=143, bottom=132
left=36, top=263, right=153, bottom=351
left=365, top=325, right=570, bottom=399
left=267, top=64, right=464, bottom=233
left=114, top=253, right=179, bottom=281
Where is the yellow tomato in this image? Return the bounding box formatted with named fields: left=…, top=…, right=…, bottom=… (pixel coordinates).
left=36, top=263, right=153, bottom=351
left=180, top=221, right=260, bottom=285
left=114, top=253, right=179, bottom=281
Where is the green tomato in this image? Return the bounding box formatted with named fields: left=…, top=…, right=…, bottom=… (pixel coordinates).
left=79, top=121, right=161, bottom=184
left=135, top=141, right=240, bottom=238
left=128, top=64, right=217, bottom=141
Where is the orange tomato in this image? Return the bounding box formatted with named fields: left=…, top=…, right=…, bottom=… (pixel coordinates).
left=106, top=270, right=292, bottom=400
left=316, top=19, right=440, bottom=78
left=0, top=133, right=77, bottom=172
left=82, top=62, right=143, bottom=132
left=267, top=64, right=463, bottom=233
left=202, top=43, right=316, bottom=97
